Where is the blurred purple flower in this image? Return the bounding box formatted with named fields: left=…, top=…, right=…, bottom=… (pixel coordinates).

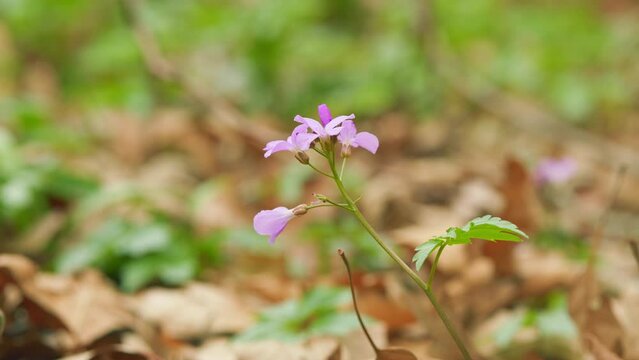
left=337, top=120, right=379, bottom=155
left=535, top=157, right=577, bottom=185
left=263, top=124, right=319, bottom=158
left=294, top=104, right=354, bottom=138
left=254, top=205, right=307, bottom=244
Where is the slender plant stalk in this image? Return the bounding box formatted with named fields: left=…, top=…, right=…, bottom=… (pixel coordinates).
left=306, top=203, right=348, bottom=211
left=428, top=244, right=446, bottom=288
left=339, top=157, right=347, bottom=180
left=307, top=162, right=334, bottom=178
left=326, top=149, right=471, bottom=360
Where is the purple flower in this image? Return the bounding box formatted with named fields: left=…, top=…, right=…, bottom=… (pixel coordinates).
left=337, top=120, right=379, bottom=155
left=253, top=205, right=306, bottom=244
left=318, top=104, right=332, bottom=126
left=535, top=157, right=577, bottom=185
left=263, top=124, right=319, bottom=158
left=294, top=104, right=354, bottom=138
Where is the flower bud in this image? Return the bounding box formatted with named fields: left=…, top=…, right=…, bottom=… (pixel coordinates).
left=295, top=151, right=310, bottom=164
left=313, top=193, right=329, bottom=202
left=292, top=204, right=308, bottom=216
left=341, top=145, right=352, bottom=158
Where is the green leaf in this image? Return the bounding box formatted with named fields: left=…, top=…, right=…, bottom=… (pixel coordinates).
left=158, top=253, right=198, bottom=286
left=463, top=215, right=528, bottom=239
left=236, top=286, right=359, bottom=342
left=117, top=223, right=172, bottom=256
left=413, top=215, right=527, bottom=269
left=307, top=312, right=361, bottom=337
left=412, top=238, right=444, bottom=271
left=536, top=293, right=578, bottom=339
left=493, top=311, right=526, bottom=347
left=120, top=257, right=159, bottom=293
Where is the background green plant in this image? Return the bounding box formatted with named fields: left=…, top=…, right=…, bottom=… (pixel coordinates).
left=237, top=287, right=362, bottom=342
left=1, top=0, right=635, bottom=121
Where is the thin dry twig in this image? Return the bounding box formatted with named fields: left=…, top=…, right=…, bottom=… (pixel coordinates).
left=338, top=249, right=379, bottom=353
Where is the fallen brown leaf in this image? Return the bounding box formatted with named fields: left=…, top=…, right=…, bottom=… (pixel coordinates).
left=569, top=266, right=625, bottom=357
left=358, top=290, right=416, bottom=330
left=515, top=245, right=583, bottom=297
left=484, top=157, right=541, bottom=276
left=586, top=333, right=623, bottom=360
left=134, top=282, right=253, bottom=339
left=0, top=255, right=133, bottom=348
left=225, top=338, right=339, bottom=360
left=376, top=348, right=418, bottom=360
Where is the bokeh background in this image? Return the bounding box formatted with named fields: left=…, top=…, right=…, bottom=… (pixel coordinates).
left=1, top=1, right=639, bottom=359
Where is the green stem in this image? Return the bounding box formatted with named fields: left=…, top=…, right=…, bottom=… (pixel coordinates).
left=307, top=162, right=334, bottom=178
left=306, top=201, right=351, bottom=212
left=312, top=146, right=327, bottom=157
left=339, top=157, right=347, bottom=180
left=327, top=150, right=471, bottom=360
left=428, top=244, right=446, bottom=288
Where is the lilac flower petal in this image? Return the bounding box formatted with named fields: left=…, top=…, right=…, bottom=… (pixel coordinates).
left=253, top=207, right=295, bottom=244
left=295, top=115, right=325, bottom=137
left=325, top=114, right=355, bottom=136
left=264, top=140, right=294, bottom=158
left=353, top=132, right=379, bottom=154
left=337, top=120, right=357, bottom=143
left=318, top=104, right=332, bottom=126
left=291, top=132, right=319, bottom=151
left=291, top=123, right=309, bottom=136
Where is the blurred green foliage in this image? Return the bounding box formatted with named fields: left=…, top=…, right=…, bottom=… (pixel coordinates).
left=54, top=216, right=223, bottom=292
left=491, top=292, right=578, bottom=360
left=0, top=129, right=97, bottom=237
left=533, top=228, right=590, bottom=261
left=302, top=217, right=389, bottom=272
left=1, top=0, right=635, bottom=120
left=236, top=286, right=362, bottom=342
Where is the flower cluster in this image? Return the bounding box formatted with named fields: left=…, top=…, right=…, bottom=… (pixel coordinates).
left=253, top=104, right=379, bottom=244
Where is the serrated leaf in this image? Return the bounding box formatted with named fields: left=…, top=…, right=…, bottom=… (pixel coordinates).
left=463, top=215, right=528, bottom=239
left=412, top=215, right=527, bottom=269
left=446, top=227, right=472, bottom=245
left=412, top=238, right=443, bottom=271
left=466, top=228, right=522, bottom=242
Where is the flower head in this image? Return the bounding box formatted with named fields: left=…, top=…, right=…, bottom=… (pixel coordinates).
left=337, top=120, right=379, bottom=156
left=253, top=205, right=306, bottom=244
left=294, top=104, right=354, bottom=139
left=535, top=157, right=577, bottom=185
left=264, top=124, right=319, bottom=158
